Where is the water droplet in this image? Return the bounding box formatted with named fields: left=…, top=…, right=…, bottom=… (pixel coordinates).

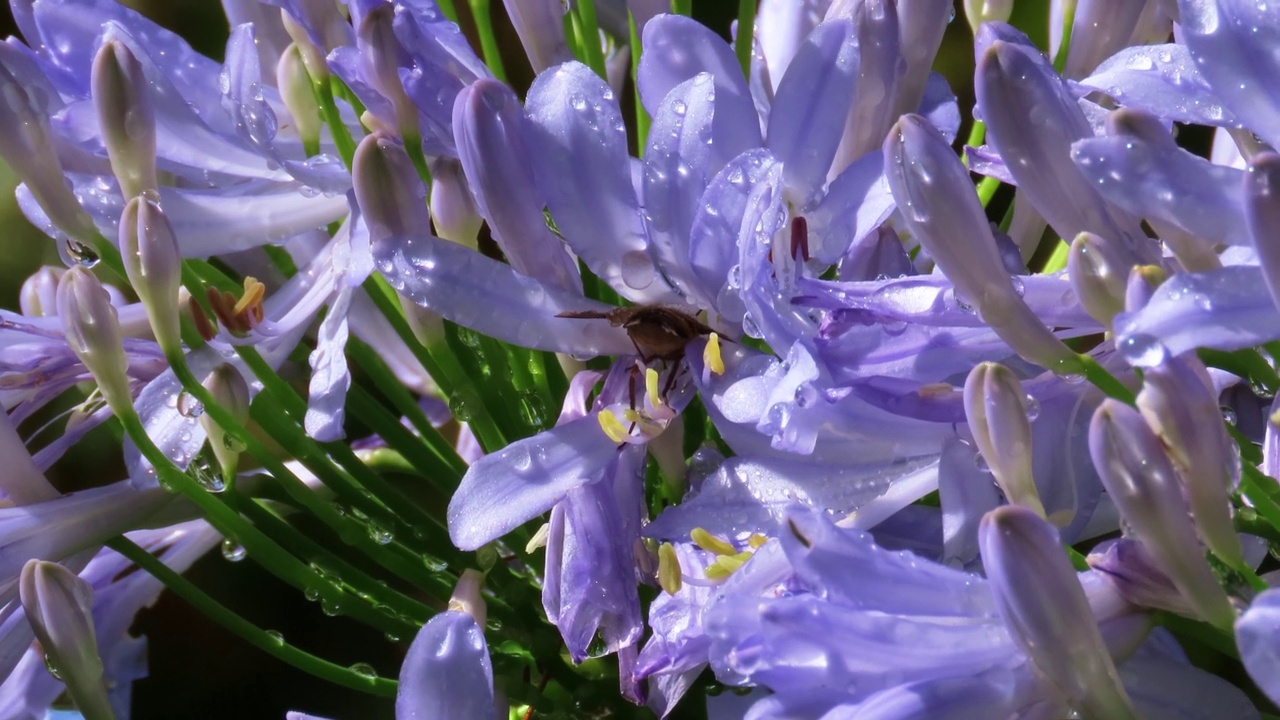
left=384, top=632, right=402, bottom=643
left=518, top=391, right=547, bottom=428
left=304, top=587, right=321, bottom=602
left=952, top=289, right=975, bottom=314
left=620, top=250, right=656, bottom=290
left=349, top=662, right=378, bottom=679
left=43, top=654, right=63, bottom=680
left=265, top=630, right=284, bottom=645
left=1117, top=333, right=1168, bottom=368
left=1010, top=276, right=1025, bottom=298
left=176, top=391, right=205, bottom=418
left=422, top=555, right=449, bottom=572
left=1221, top=405, right=1238, bottom=426
left=62, top=239, right=100, bottom=268
left=321, top=597, right=344, bottom=616
left=366, top=520, right=394, bottom=545
left=456, top=327, right=482, bottom=347
left=221, top=538, right=246, bottom=562
left=973, top=452, right=991, bottom=473
left=1024, top=394, right=1041, bottom=422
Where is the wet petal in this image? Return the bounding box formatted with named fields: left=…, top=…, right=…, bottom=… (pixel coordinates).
left=1076, top=44, right=1237, bottom=126
left=638, top=14, right=761, bottom=170
left=1114, top=265, right=1280, bottom=361
left=1237, top=588, right=1280, bottom=707
left=1178, top=0, right=1280, bottom=149
left=765, top=18, right=858, bottom=206
left=447, top=414, right=622, bottom=550
left=396, top=612, right=494, bottom=720
left=526, top=62, right=674, bottom=303
left=374, top=233, right=633, bottom=357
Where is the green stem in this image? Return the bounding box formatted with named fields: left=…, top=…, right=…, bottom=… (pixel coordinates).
left=164, top=351, right=437, bottom=592
left=1241, top=465, right=1280, bottom=532
left=313, top=79, right=357, bottom=169
left=734, top=0, right=757, bottom=80
left=629, top=11, right=651, bottom=151
left=1052, top=0, right=1077, bottom=74
left=670, top=0, right=692, bottom=16
left=1071, top=354, right=1136, bottom=405
left=574, top=0, right=608, bottom=80
left=114, top=408, right=405, bottom=634
left=976, top=175, right=1001, bottom=207
left=227, top=492, right=443, bottom=620
left=347, top=341, right=468, bottom=477
left=467, top=0, right=508, bottom=83
left=106, top=537, right=398, bottom=697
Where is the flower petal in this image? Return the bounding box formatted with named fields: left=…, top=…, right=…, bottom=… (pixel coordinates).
left=373, top=233, right=633, bottom=357
left=638, top=14, right=762, bottom=169
left=447, top=414, right=622, bottom=550
left=526, top=62, right=675, bottom=303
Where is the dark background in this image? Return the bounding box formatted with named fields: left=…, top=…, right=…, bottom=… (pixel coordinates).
left=0, top=2, right=980, bottom=718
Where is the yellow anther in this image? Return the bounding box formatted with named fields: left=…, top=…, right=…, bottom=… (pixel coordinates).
left=690, top=527, right=736, bottom=556
left=705, top=552, right=750, bottom=579
left=704, top=333, right=725, bottom=375
left=622, top=408, right=642, bottom=424
left=597, top=409, right=630, bottom=444
left=657, top=543, right=683, bottom=595
left=646, top=367, right=663, bottom=409
left=747, top=533, right=769, bottom=549
left=1270, top=407, right=1280, bottom=427
left=233, top=276, right=266, bottom=316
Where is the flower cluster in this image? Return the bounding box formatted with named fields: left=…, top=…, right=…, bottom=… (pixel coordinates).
left=3, top=0, right=1280, bottom=718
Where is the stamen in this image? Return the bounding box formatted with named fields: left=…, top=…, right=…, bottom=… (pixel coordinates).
left=657, top=543, right=683, bottom=595
left=233, top=277, right=266, bottom=316
left=645, top=368, right=663, bottom=410
left=704, top=333, right=725, bottom=376
left=747, top=533, right=768, bottom=549
left=525, top=523, right=551, bottom=553
left=597, top=408, right=630, bottom=444
left=690, top=527, right=735, bottom=556
left=790, top=215, right=810, bottom=261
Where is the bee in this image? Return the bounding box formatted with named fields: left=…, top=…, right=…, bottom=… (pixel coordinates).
left=558, top=305, right=717, bottom=415
left=556, top=305, right=715, bottom=363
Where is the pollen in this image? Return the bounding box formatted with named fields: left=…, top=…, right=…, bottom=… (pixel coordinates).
left=691, top=527, right=736, bottom=556
left=704, top=333, right=725, bottom=376
left=597, top=408, right=630, bottom=444
left=205, top=276, right=267, bottom=336
left=645, top=367, right=663, bottom=410
left=657, top=542, right=682, bottom=595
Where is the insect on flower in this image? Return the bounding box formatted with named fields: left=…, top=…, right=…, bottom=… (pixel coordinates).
left=556, top=305, right=715, bottom=363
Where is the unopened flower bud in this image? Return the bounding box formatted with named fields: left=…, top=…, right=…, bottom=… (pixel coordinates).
left=979, top=506, right=1136, bottom=719
left=92, top=38, right=157, bottom=199
left=57, top=267, right=132, bottom=416
left=1067, top=232, right=1127, bottom=327
left=1089, top=400, right=1236, bottom=630
left=1123, top=264, right=1165, bottom=313
left=884, top=115, right=1078, bottom=372
left=20, top=560, right=114, bottom=720
left=357, top=5, right=419, bottom=138
left=200, top=364, right=251, bottom=484
left=449, top=568, right=488, bottom=626
left=429, top=158, right=481, bottom=247
left=352, top=131, right=430, bottom=241
left=963, top=362, right=1045, bottom=517
left=976, top=37, right=1156, bottom=266
left=1089, top=538, right=1199, bottom=618
left=276, top=44, right=322, bottom=149
left=1137, top=354, right=1243, bottom=565
left=19, top=266, right=65, bottom=318
left=964, top=0, right=1014, bottom=31
left=0, top=53, right=96, bottom=240
left=281, top=9, right=327, bottom=81
left=501, top=0, right=571, bottom=73
left=120, top=197, right=182, bottom=355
